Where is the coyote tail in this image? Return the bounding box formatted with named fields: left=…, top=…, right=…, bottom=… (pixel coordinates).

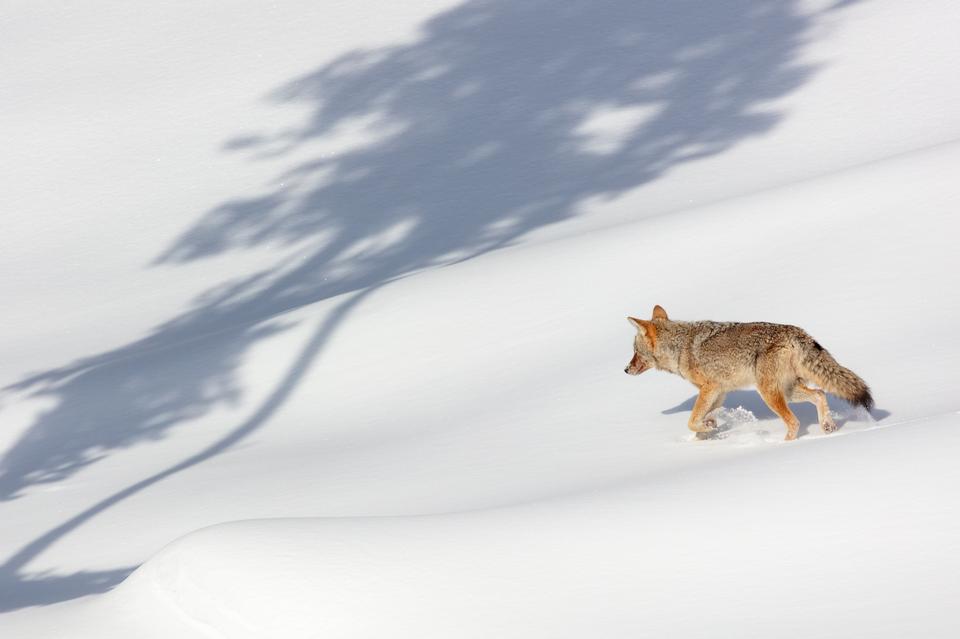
left=798, top=338, right=874, bottom=411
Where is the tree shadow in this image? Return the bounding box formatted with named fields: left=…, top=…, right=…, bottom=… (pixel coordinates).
left=0, top=568, right=135, bottom=614
left=0, top=0, right=855, bottom=611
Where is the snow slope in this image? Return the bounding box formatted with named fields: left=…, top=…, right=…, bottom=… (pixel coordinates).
left=22, top=413, right=960, bottom=639
left=2, top=0, right=959, bottom=636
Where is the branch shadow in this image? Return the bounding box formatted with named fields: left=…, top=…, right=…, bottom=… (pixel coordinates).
left=0, top=0, right=857, bottom=611
left=0, top=568, right=135, bottom=614
left=0, top=289, right=372, bottom=612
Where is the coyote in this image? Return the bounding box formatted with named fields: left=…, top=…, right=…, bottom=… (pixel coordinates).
left=624, top=305, right=873, bottom=441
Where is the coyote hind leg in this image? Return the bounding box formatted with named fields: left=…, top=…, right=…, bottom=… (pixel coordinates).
left=757, top=383, right=800, bottom=441
left=791, top=384, right=836, bottom=434
left=756, top=349, right=801, bottom=441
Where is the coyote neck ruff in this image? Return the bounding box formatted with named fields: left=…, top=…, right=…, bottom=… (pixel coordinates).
left=624, top=305, right=873, bottom=441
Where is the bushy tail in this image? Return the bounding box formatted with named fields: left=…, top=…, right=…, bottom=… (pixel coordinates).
left=798, top=338, right=874, bottom=411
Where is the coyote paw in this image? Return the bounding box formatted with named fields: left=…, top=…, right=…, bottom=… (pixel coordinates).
left=693, top=418, right=718, bottom=440
left=821, top=418, right=837, bottom=434
left=688, top=418, right=717, bottom=434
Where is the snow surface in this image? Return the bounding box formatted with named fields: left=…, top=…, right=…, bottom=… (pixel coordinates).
left=2, top=0, right=959, bottom=636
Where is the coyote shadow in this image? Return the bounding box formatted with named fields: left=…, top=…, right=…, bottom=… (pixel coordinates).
left=664, top=389, right=890, bottom=437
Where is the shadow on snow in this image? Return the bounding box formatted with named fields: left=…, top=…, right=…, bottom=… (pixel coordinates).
left=0, top=0, right=854, bottom=611
left=663, top=389, right=891, bottom=438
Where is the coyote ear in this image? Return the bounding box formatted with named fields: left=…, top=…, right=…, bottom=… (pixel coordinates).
left=652, top=305, right=668, bottom=320
left=628, top=317, right=657, bottom=346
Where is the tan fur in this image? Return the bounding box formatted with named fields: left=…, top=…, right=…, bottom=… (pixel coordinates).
left=624, top=306, right=873, bottom=441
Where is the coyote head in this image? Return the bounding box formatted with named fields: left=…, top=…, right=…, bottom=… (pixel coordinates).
left=624, top=305, right=668, bottom=375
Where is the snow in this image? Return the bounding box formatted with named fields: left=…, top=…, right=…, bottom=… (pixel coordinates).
left=2, top=0, right=959, bottom=636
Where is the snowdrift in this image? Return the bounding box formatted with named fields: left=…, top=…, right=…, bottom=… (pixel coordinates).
left=3, top=0, right=960, bottom=636
left=109, top=412, right=960, bottom=639
left=4, top=140, right=959, bottom=637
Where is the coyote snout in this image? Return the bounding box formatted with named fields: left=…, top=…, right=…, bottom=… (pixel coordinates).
left=624, top=352, right=650, bottom=375
left=625, top=304, right=873, bottom=441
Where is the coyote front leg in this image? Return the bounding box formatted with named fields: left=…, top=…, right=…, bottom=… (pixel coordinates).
left=688, top=384, right=723, bottom=433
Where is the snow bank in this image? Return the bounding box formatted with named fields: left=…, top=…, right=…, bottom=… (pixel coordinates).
left=50, top=412, right=958, bottom=638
